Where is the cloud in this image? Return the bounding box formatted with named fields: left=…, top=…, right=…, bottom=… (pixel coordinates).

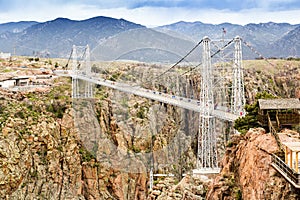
left=98, top=0, right=300, bottom=11
left=241, top=0, right=300, bottom=11
left=1, top=0, right=300, bottom=12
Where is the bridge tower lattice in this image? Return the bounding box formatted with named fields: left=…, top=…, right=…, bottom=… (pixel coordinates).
left=197, top=37, right=219, bottom=171
left=71, top=45, right=94, bottom=98
left=231, top=36, right=245, bottom=116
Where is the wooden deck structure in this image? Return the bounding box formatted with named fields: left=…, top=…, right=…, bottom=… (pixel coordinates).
left=263, top=99, right=300, bottom=188
left=271, top=153, right=300, bottom=188
left=271, top=142, right=300, bottom=188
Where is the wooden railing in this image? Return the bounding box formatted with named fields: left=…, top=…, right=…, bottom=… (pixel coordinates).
left=267, top=114, right=283, bottom=150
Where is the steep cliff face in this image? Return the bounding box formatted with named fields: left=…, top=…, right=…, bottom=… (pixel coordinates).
left=0, top=79, right=150, bottom=199
left=206, top=128, right=300, bottom=200
left=0, top=73, right=199, bottom=199
left=0, top=79, right=84, bottom=199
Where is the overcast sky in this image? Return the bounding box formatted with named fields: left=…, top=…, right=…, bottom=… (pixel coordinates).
left=0, top=0, right=299, bottom=26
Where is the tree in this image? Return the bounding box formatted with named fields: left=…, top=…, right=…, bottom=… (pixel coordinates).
left=55, top=62, right=59, bottom=69
left=234, top=91, right=276, bottom=134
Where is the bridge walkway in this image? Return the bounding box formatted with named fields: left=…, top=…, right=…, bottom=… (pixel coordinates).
left=54, top=70, right=240, bottom=122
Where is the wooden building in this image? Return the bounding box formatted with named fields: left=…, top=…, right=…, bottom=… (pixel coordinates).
left=257, top=98, right=300, bottom=132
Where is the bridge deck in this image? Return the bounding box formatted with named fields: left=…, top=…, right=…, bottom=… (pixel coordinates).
left=55, top=71, right=240, bottom=121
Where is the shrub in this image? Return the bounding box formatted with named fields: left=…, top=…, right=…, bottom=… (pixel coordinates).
left=234, top=92, right=276, bottom=134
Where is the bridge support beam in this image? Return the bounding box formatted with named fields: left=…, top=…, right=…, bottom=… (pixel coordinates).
left=197, top=37, right=219, bottom=172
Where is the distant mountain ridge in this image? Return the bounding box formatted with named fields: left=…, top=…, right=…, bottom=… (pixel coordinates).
left=0, top=16, right=145, bottom=58
left=156, top=21, right=299, bottom=58
left=0, top=21, right=38, bottom=34
left=92, top=27, right=200, bottom=62
left=0, top=16, right=299, bottom=62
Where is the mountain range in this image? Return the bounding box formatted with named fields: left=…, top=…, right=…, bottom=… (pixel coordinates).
left=0, top=16, right=299, bottom=62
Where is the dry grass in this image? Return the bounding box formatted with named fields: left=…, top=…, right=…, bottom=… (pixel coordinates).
left=243, top=59, right=300, bottom=75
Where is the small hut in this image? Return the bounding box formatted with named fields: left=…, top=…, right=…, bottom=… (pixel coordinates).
left=257, top=98, right=300, bottom=131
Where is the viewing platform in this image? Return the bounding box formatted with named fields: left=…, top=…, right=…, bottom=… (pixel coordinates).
left=271, top=152, right=300, bottom=189
left=271, top=131, right=300, bottom=189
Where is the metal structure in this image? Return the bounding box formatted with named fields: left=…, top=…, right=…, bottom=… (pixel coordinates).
left=231, top=36, right=245, bottom=116
left=149, top=168, right=153, bottom=190
left=71, top=45, right=79, bottom=98
left=197, top=37, right=219, bottom=171
left=71, top=45, right=93, bottom=98
left=61, top=36, right=246, bottom=175
left=271, top=153, right=300, bottom=188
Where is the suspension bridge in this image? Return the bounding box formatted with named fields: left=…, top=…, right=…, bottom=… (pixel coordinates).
left=55, top=35, right=247, bottom=177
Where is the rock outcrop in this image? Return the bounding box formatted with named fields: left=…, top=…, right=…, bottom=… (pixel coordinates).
left=207, top=128, right=300, bottom=200
left=147, top=176, right=209, bottom=200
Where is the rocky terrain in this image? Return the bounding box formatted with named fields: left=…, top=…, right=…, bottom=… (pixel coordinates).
left=207, top=128, right=299, bottom=200
left=0, top=58, right=299, bottom=199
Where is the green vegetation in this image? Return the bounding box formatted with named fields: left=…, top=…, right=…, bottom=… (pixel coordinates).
left=30, top=170, right=38, bottom=178
left=45, top=78, right=71, bottom=118
left=286, top=57, right=300, bottom=61
left=136, top=106, right=148, bottom=119
left=234, top=91, right=276, bottom=134
left=235, top=188, right=242, bottom=200
left=79, top=146, right=96, bottom=162
left=132, top=145, right=141, bottom=153
left=0, top=77, right=71, bottom=135
left=221, top=173, right=243, bottom=199
left=28, top=57, right=40, bottom=62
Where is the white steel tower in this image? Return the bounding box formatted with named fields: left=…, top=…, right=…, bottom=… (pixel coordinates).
left=196, top=37, right=219, bottom=173
left=231, top=36, right=245, bottom=116
left=71, top=45, right=94, bottom=98
left=72, top=45, right=79, bottom=98
left=83, top=45, right=93, bottom=98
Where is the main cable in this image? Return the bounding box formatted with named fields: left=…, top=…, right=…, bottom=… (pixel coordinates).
left=152, top=39, right=204, bottom=81
left=180, top=38, right=235, bottom=76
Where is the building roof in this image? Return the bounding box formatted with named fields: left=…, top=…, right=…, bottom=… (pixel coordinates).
left=258, top=98, right=300, bottom=110
left=282, top=142, right=300, bottom=152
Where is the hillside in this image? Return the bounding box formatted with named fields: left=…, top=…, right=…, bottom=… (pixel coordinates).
left=0, top=16, right=145, bottom=58
left=91, top=27, right=200, bottom=62
left=271, top=26, right=300, bottom=57
left=0, top=21, right=38, bottom=34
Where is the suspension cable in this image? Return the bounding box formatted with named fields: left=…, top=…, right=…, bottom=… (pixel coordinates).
left=65, top=48, right=73, bottom=69
left=153, top=39, right=204, bottom=80
left=181, top=62, right=202, bottom=76
left=180, top=38, right=235, bottom=76
left=210, top=39, right=234, bottom=58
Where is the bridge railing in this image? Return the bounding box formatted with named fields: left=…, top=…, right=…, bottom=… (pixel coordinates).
left=271, top=153, right=300, bottom=186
